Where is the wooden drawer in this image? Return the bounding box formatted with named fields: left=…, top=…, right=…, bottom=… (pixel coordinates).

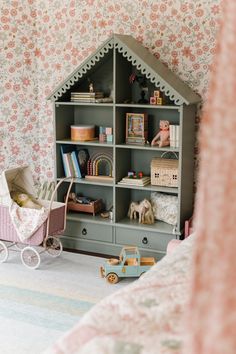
left=64, top=221, right=113, bottom=243
left=115, top=227, right=174, bottom=252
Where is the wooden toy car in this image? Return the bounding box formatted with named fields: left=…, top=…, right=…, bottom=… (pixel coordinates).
left=100, top=246, right=156, bottom=284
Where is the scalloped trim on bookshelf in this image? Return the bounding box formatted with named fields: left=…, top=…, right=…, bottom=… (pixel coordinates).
left=114, top=41, right=184, bottom=105
left=48, top=34, right=201, bottom=105
left=51, top=40, right=114, bottom=102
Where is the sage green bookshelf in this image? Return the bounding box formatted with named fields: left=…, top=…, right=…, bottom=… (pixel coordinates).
left=48, top=34, right=201, bottom=260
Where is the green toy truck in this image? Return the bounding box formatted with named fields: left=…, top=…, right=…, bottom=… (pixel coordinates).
left=100, top=246, right=156, bottom=284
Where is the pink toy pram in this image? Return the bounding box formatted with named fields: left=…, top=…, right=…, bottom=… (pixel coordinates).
left=0, top=165, right=73, bottom=269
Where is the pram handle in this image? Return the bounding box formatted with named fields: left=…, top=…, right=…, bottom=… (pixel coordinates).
left=44, top=177, right=74, bottom=243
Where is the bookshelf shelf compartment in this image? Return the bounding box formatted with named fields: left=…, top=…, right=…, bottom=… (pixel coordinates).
left=115, top=144, right=179, bottom=152
left=56, top=140, right=114, bottom=147
left=49, top=34, right=200, bottom=259
left=115, top=183, right=178, bottom=194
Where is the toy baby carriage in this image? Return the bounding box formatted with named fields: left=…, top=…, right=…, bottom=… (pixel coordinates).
left=0, top=165, right=73, bottom=269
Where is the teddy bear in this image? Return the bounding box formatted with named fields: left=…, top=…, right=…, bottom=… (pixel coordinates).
left=151, top=120, right=170, bottom=147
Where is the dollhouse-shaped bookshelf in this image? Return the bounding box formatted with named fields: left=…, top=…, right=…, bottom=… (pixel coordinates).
left=48, top=34, right=201, bottom=259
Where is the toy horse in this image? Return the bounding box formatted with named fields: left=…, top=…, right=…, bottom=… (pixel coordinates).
left=128, top=199, right=154, bottom=224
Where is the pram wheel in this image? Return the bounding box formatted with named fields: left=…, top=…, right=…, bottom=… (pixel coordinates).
left=45, top=236, right=63, bottom=257
left=0, top=241, right=9, bottom=263
left=21, top=246, right=40, bottom=269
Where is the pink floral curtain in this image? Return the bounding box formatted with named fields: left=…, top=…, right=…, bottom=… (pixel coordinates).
left=184, top=1, right=236, bottom=353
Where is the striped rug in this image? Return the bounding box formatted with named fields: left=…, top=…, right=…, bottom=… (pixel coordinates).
left=0, top=250, right=131, bottom=354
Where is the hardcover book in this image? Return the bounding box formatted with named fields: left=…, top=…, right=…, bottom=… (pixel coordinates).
left=60, top=145, right=82, bottom=178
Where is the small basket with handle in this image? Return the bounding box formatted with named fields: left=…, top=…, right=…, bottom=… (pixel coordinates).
left=151, top=151, right=179, bottom=187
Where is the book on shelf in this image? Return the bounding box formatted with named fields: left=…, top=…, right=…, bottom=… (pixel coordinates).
left=70, top=91, right=104, bottom=97
left=66, top=153, right=75, bottom=177
left=71, top=151, right=82, bottom=178
left=118, top=176, right=151, bottom=186
left=60, top=145, right=82, bottom=178
left=61, top=152, right=70, bottom=177
left=169, top=124, right=180, bottom=148
left=71, top=92, right=104, bottom=102
left=71, top=97, right=113, bottom=103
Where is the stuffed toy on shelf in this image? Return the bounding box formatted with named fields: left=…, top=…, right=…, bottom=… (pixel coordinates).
left=151, top=120, right=170, bottom=147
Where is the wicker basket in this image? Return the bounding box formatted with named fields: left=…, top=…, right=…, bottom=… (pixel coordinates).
left=151, top=154, right=178, bottom=187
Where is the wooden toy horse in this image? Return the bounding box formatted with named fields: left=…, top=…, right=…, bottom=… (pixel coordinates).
left=128, top=199, right=154, bottom=224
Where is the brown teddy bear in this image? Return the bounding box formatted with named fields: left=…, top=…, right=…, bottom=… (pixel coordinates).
left=151, top=120, right=170, bottom=147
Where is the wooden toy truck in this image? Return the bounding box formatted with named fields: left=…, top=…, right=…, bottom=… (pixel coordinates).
left=100, top=246, right=156, bottom=284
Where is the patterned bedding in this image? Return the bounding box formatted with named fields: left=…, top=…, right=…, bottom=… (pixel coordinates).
left=45, top=235, right=195, bottom=354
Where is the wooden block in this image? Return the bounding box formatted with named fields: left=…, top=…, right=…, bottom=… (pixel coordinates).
left=150, top=96, right=156, bottom=105
left=99, top=133, right=106, bottom=142
left=105, top=127, right=112, bottom=135
left=99, top=126, right=106, bottom=134
left=106, top=134, right=113, bottom=142
left=154, top=90, right=160, bottom=98
left=156, top=97, right=163, bottom=105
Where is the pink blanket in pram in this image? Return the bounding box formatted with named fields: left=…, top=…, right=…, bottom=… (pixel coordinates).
left=9, top=200, right=49, bottom=242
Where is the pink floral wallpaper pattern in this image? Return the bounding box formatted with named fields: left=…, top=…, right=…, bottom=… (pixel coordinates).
left=0, top=0, right=222, bottom=182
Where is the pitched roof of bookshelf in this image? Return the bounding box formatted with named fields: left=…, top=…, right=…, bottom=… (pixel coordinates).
left=48, top=34, right=201, bottom=105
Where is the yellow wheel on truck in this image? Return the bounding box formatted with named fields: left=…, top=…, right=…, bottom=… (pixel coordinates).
left=106, top=273, right=119, bottom=284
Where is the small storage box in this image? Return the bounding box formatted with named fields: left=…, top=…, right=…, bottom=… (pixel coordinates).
left=67, top=199, right=103, bottom=216
left=151, top=157, right=178, bottom=187
left=71, top=125, right=95, bottom=141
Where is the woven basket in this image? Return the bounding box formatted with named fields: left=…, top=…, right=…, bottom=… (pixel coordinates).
left=151, top=153, right=178, bottom=187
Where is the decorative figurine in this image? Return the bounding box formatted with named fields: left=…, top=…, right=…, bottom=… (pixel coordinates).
left=89, top=82, right=94, bottom=93
left=128, top=198, right=154, bottom=224
left=151, top=120, right=170, bottom=147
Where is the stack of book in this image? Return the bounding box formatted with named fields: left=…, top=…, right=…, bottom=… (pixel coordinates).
left=169, top=124, right=180, bottom=148
left=71, top=91, right=104, bottom=103
left=60, top=145, right=82, bottom=178
left=118, top=176, right=151, bottom=187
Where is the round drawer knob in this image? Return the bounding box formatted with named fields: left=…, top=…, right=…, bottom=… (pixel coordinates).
left=82, top=228, right=87, bottom=236
left=142, top=237, right=148, bottom=245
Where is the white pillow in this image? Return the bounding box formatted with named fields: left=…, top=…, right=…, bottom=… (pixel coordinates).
left=150, top=192, right=178, bottom=225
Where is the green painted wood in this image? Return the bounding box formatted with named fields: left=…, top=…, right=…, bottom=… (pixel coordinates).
left=115, top=227, right=174, bottom=252
left=116, top=184, right=178, bottom=195
left=178, top=104, right=196, bottom=229
left=60, top=235, right=165, bottom=260
left=66, top=212, right=114, bottom=225
left=115, top=143, right=179, bottom=152
left=56, top=140, right=114, bottom=148
left=48, top=34, right=201, bottom=105
left=115, top=217, right=178, bottom=235
left=51, top=35, right=198, bottom=257
left=64, top=220, right=113, bottom=243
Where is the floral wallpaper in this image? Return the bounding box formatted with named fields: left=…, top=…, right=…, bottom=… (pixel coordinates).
left=0, top=0, right=222, bottom=183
